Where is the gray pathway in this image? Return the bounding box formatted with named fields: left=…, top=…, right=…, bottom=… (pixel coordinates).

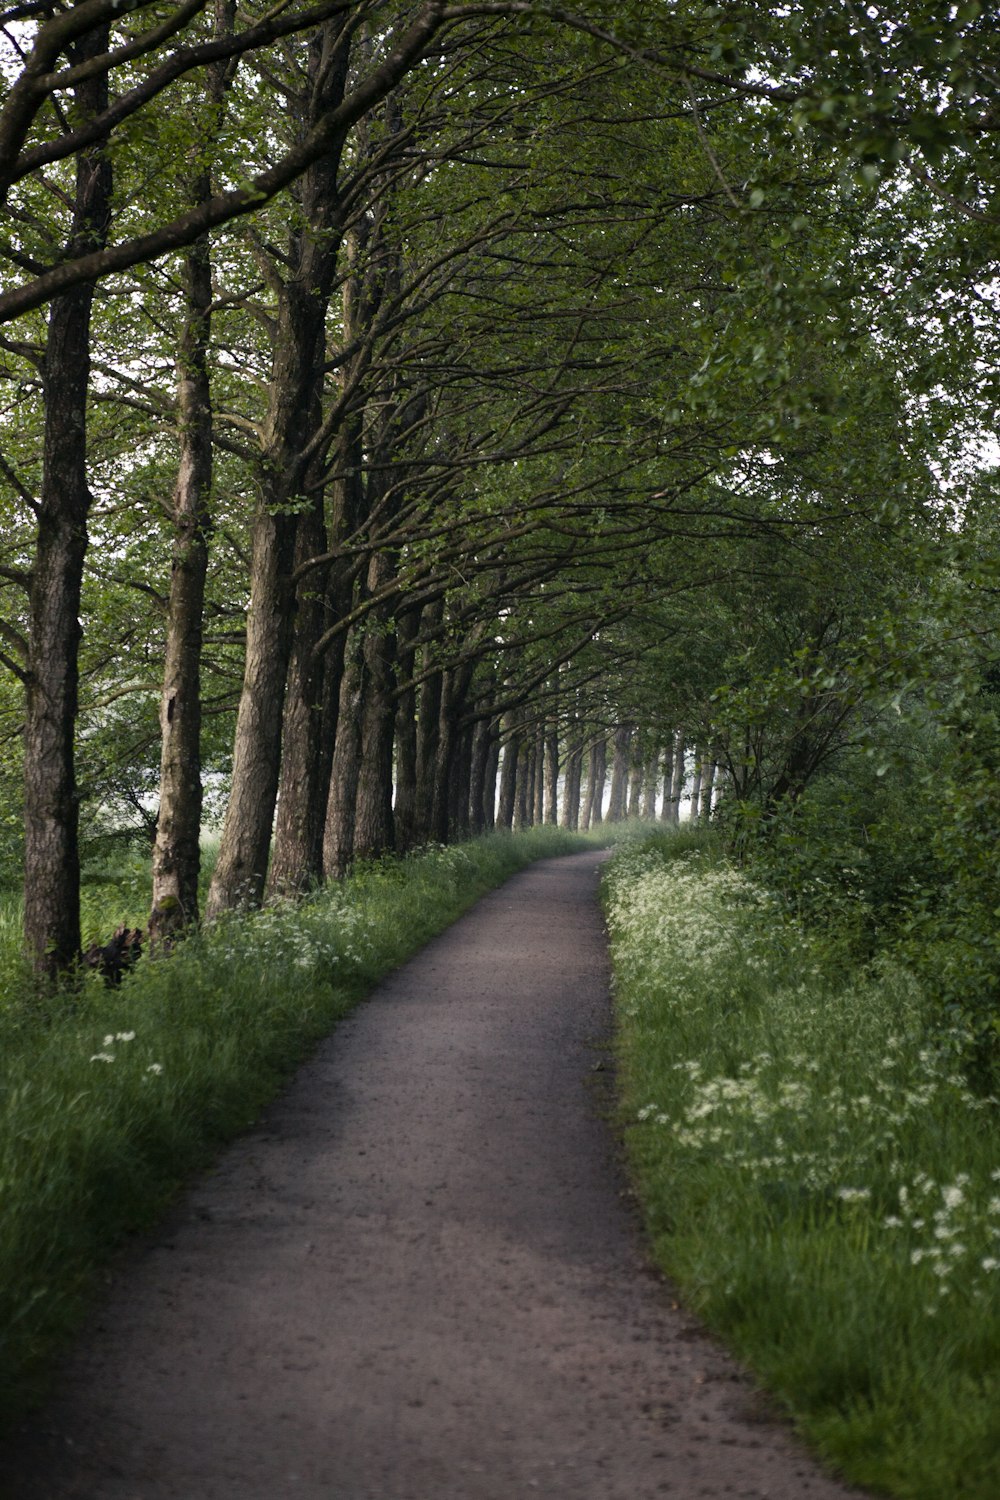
left=2, top=851, right=865, bottom=1499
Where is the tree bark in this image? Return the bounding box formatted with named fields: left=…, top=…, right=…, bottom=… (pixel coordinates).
left=448, top=721, right=474, bottom=840
left=323, top=619, right=365, bottom=879
left=514, top=734, right=532, bottom=830
left=150, top=0, right=233, bottom=942
left=606, top=725, right=631, bottom=823
left=641, top=751, right=659, bottom=821
left=482, top=723, right=500, bottom=832
left=265, top=507, right=337, bottom=898
left=670, top=730, right=686, bottom=824
left=543, top=717, right=559, bottom=824
left=353, top=552, right=397, bottom=862
left=700, top=755, right=716, bottom=822
left=431, top=659, right=475, bottom=843
left=149, top=227, right=212, bottom=940
left=413, top=600, right=444, bottom=843
left=468, top=714, right=490, bottom=837
left=582, top=734, right=606, bottom=829
left=689, top=745, right=705, bottom=821
left=24, top=23, right=111, bottom=979
left=559, top=724, right=583, bottom=831
left=627, top=734, right=644, bottom=820
left=660, top=739, right=675, bottom=824
left=391, top=605, right=421, bottom=852
left=496, top=717, right=520, bottom=831
left=206, top=24, right=350, bottom=918
left=267, top=409, right=363, bottom=895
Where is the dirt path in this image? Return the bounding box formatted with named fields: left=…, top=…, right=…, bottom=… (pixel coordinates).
left=3, top=850, right=867, bottom=1500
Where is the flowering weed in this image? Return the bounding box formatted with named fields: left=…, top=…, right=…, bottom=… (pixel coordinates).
left=606, top=832, right=1000, bottom=1500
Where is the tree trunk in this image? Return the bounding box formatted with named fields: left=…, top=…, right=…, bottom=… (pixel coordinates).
left=267, top=410, right=362, bottom=897
left=496, top=718, right=520, bottom=831
left=710, top=760, right=727, bottom=814
left=660, top=740, right=674, bottom=824
left=206, top=27, right=350, bottom=918
left=448, top=722, right=474, bottom=841
left=641, top=752, right=659, bottom=821
left=514, top=735, right=532, bottom=830
left=206, top=497, right=301, bottom=912
left=560, top=725, right=583, bottom=831
left=607, top=726, right=631, bottom=823
left=24, top=25, right=111, bottom=979
left=391, top=605, right=420, bottom=852
left=264, top=504, right=332, bottom=899
left=465, top=671, right=497, bottom=838
left=323, top=621, right=365, bottom=880
left=543, top=718, right=559, bottom=825
left=627, top=734, right=644, bottom=819
left=593, top=735, right=607, bottom=826
left=353, top=553, right=397, bottom=862
left=532, top=723, right=545, bottom=824
left=150, top=0, right=233, bottom=941
left=583, top=734, right=606, bottom=829
left=670, top=730, right=686, bottom=824
left=413, top=601, right=444, bottom=844
left=700, top=756, right=717, bottom=822
left=314, top=626, right=348, bottom=865
left=468, top=713, right=491, bottom=837
left=431, top=661, right=475, bottom=842
left=150, top=228, right=212, bottom=940
left=354, top=685, right=396, bottom=860
left=482, top=724, right=500, bottom=832
left=689, top=746, right=705, bottom=821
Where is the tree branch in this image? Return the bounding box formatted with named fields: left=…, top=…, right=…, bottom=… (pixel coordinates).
left=0, top=0, right=448, bottom=322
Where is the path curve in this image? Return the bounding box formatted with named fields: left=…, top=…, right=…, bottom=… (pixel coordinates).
left=3, top=850, right=866, bottom=1499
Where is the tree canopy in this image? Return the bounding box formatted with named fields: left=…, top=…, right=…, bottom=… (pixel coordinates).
left=1, top=1, right=998, bottom=1026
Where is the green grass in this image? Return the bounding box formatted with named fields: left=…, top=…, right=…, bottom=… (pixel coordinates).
left=604, top=831, right=1000, bottom=1500
left=0, top=825, right=594, bottom=1431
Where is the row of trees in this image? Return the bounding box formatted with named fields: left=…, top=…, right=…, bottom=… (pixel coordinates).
left=1, top=1, right=997, bottom=982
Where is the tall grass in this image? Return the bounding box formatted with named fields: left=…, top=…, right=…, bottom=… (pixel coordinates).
left=605, top=833, right=1000, bottom=1500
left=0, top=826, right=592, bottom=1430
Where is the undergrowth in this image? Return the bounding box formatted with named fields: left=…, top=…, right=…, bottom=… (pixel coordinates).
left=605, top=830, right=1000, bottom=1500
left=0, top=825, right=591, bottom=1431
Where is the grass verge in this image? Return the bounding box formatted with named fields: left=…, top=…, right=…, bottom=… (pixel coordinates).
left=604, top=831, right=1000, bottom=1500
left=0, top=826, right=593, bottom=1431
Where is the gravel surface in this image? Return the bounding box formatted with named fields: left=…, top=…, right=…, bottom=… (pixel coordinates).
left=2, top=849, right=868, bottom=1500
